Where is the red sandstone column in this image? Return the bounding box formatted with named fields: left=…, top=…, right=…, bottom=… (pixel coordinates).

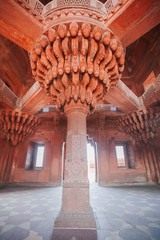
left=30, top=19, right=125, bottom=240
left=53, top=100, right=97, bottom=239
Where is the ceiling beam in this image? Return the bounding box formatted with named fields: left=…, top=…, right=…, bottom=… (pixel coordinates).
left=0, top=79, right=18, bottom=109
left=104, top=80, right=143, bottom=112
left=19, top=82, right=52, bottom=114
left=0, top=0, right=44, bottom=51
left=107, top=0, right=160, bottom=48
left=142, top=74, right=160, bottom=108
left=1, top=77, right=160, bottom=115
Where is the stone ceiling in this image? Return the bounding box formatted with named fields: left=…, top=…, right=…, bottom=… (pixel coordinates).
left=0, top=0, right=159, bottom=115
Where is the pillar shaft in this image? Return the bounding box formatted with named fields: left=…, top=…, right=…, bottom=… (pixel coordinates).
left=53, top=101, right=97, bottom=239
left=64, top=101, right=88, bottom=185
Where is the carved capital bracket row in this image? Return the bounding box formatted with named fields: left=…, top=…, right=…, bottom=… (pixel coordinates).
left=119, top=108, right=160, bottom=143
left=0, top=111, right=41, bottom=145
left=30, top=22, right=125, bottom=113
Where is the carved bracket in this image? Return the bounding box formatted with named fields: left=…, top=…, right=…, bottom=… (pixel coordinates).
left=119, top=108, right=160, bottom=143
left=0, top=111, right=41, bottom=145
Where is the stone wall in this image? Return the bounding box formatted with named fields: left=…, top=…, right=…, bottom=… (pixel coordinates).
left=1, top=113, right=160, bottom=186
left=87, top=115, right=147, bottom=185
left=0, top=119, right=66, bottom=186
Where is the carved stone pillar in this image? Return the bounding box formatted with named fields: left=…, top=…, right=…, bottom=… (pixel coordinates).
left=30, top=6, right=125, bottom=239
left=53, top=100, right=96, bottom=239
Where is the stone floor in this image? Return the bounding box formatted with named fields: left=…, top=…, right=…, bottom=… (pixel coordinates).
left=0, top=183, right=160, bottom=240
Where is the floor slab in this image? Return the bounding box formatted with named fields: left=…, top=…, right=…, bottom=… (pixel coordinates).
left=0, top=183, right=160, bottom=240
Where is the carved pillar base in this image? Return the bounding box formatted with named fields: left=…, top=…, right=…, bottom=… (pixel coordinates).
left=51, top=229, right=97, bottom=240
left=52, top=100, right=97, bottom=239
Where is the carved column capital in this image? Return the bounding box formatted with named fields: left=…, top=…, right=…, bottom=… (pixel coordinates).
left=30, top=20, right=125, bottom=113
left=64, top=99, right=90, bottom=116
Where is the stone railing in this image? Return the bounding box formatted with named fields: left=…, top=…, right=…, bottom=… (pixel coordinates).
left=15, top=0, right=124, bottom=17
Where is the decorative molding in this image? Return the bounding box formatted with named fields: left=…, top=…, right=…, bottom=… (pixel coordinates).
left=44, top=9, right=104, bottom=26
left=14, top=0, right=126, bottom=22
left=57, top=0, right=91, bottom=7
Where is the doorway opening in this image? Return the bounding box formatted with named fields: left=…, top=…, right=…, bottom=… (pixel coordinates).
left=62, top=139, right=98, bottom=184
left=87, top=142, right=96, bottom=182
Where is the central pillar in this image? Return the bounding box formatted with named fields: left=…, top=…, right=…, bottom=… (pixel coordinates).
left=30, top=18, right=125, bottom=240
left=52, top=100, right=97, bottom=240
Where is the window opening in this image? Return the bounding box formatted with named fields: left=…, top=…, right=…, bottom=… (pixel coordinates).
left=36, top=146, right=44, bottom=168
left=115, top=142, right=135, bottom=169
left=25, top=142, right=45, bottom=170
left=115, top=145, right=125, bottom=167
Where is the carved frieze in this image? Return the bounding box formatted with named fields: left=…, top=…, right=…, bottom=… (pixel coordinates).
left=0, top=111, right=41, bottom=145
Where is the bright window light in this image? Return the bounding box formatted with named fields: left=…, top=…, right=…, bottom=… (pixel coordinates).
left=87, top=143, right=95, bottom=182
left=110, top=106, right=117, bottom=111
left=43, top=106, right=49, bottom=112
left=115, top=146, right=125, bottom=167
left=87, top=143, right=95, bottom=163
left=36, top=146, right=44, bottom=168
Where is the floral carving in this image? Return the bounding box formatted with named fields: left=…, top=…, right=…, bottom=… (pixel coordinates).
left=30, top=22, right=125, bottom=111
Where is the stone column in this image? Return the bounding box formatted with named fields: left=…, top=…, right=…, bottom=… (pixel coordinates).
left=30, top=19, right=125, bottom=240
left=53, top=100, right=97, bottom=239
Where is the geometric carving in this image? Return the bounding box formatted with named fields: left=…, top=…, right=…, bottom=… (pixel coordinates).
left=30, top=22, right=125, bottom=112
left=96, top=1, right=104, bottom=11
left=119, top=108, right=160, bottom=143
left=105, top=0, right=113, bottom=13
left=66, top=134, right=87, bottom=161
left=15, top=0, right=43, bottom=22
left=34, top=1, right=43, bottom=15
left=57, top=0, right=91, bottom=6
left=0, top=111, right=41, bottom=145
